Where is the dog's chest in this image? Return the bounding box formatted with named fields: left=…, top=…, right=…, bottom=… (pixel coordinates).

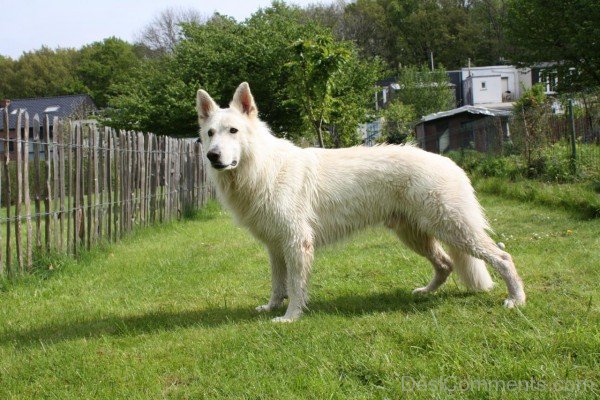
left=220, top=184, right=287, bottom=241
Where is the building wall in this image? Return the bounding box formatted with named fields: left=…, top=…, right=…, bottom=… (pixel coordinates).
left=518, top=68, right=532, bottom=93
left=471, top=76, right=502, bottom=104
left=460, top=66, right=526, bottom=104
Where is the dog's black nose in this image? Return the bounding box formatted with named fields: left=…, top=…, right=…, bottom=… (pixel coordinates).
left=206, top=150, right=221, bottom=163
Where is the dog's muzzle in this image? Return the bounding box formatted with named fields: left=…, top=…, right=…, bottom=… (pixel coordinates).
left=210, top=160, right=238, bottom=170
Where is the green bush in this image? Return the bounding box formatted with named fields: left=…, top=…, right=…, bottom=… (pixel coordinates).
left=447, top=150, right=524, bottom=181
left=447, top=142, right=599, bottom=184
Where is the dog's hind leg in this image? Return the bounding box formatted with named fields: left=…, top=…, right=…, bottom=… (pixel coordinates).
left=256, top=245, right=287, bottom=312
left=386, top=218, right=452, bottom=294
left=465, top=237, right=526, bottom=308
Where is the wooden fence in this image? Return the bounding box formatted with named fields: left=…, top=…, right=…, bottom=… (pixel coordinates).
left=0, top=109, right=212, bottom=278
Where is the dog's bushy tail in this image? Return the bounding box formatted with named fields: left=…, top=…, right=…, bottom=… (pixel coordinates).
left=448, top=247, right=494, bottom=291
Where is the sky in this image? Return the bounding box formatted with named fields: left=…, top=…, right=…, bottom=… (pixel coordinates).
left=0, top=0, right=328, bottom=59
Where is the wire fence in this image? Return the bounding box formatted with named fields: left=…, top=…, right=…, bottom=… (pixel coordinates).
left=0, top=109, right=213, bottom=278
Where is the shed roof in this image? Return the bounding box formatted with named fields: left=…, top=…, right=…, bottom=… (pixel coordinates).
left=420, top=105, right=512, bottom=123
left=0, top=94, right=97, bottom=130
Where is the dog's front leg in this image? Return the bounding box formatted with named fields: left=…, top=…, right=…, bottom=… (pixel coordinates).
left=256, top=246, right=287, bottom=312
left=272, top=238, right=314, bottom=323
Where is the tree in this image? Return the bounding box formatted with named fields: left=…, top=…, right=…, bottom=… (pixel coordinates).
left=394, top=65, right=455, bottom=118
left=2, top=47, right=84, bottom=99
left=380, top=101, right=417, bottom=144
left=136, top=7, right=206, bottom=56
left=511, top=83, right=552, bottom=172
left=107, top=3, right=382, bottom=141
left=505, top=0, right=600, bottom=91
left=0, top=55, right=17, bottom=98
left=471, top=0, right=510, bottom=65
left=105, top=57, right=195, bottom=136
left=77, top=37, right=141, bottom=107
left=285, top=35, right=351, bottom=147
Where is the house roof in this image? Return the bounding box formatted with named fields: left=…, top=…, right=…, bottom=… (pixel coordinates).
left=467, top=74, right=502, bottom=79
left=420, top=105, right=512, bottom=123
left=0, top=94, right=97, bottom=130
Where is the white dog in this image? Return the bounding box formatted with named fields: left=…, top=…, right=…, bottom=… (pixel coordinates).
left=197, top=82, right=525, bottom=322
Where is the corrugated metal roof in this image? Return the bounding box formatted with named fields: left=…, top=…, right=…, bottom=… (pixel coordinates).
left=0, top=94, right=97, bottom=130
left=420, top=105, right=512, bottom=123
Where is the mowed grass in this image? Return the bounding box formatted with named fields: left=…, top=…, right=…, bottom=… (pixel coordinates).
left=0, top=196, right=599, bottom=399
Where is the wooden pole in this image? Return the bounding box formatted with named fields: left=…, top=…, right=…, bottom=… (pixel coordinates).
left=15, top=110, right=23, bottom=273
left=33, top=114, right=42, bottom=250
left=23, top=112, right=33, bottom=271
left=107, top=129, right=113, bottom=241
left=93, top=126, right=100, bottom=243
left=74, top=123, right=81, bottom=255
left=119, top=131, right=125, bottom=238
left=66, top=122, right=73, bottom=254
left=4, top=107, right=13, bottom=275
left=52, top=117, right=60, bottom=250
left=44, top=115, right=52, bottom=252
left=58, top=119, right=66, bottom=252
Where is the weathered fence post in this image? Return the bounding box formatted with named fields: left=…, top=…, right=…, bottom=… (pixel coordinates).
left=4, top=108, right=12, bottom=275
left=23, top=112, right=33, bottom=271
left=43, top=115, right=52, bottom=252
left=33, top=115, right=42, bottom=250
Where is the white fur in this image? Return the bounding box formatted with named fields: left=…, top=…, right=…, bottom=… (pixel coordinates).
left=197, top=83, right=526, bottom=322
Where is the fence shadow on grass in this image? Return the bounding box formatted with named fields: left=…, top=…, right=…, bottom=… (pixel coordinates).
left=1, top=288, right=482, bottom=347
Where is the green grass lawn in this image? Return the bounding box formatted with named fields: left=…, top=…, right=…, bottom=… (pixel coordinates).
left=0, top=196, right=598, bottom=399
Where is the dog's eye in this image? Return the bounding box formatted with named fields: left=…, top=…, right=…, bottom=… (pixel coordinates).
left=229, top=127, right=238, bottom=134
left=207, top=129, right=215, bottom=137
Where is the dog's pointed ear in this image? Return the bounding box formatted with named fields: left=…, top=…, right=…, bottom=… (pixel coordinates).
left=197, top=89, right=218, bottom=123
left=230, top=82, right=257, bottom=118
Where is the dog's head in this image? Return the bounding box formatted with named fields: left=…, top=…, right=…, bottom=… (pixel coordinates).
left=196, top=82, right=258, bottom=171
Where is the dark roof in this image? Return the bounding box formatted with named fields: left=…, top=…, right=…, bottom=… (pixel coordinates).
left=376, top=76, right=397, bottom=87
left=419, top=105, right=512, bottom=123
left=0, top=94, right=97, bottom=130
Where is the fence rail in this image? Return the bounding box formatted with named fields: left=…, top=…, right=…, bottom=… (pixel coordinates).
left=0, top=109, right=212, bottom=278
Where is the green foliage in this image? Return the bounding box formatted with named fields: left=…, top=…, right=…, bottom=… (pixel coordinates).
left=447, top=150, right=523, bottom=181
left=514, top=83, right=548, bottom=112
left=284, top=35, right=379, bottom=147
left=311, top=0, right=510, bottom=70
left=0, top=47, right=85, bottom=99
left=106, top=57, right=195, bottom=136
left=506, top=0, right=600, bottom=91
left=0, top=42, right=142, bottom=108
left=285, top=35, right=350, bottom=147
left=379, top=101, right=416, bottom=144
left=107, top=4, right=383, bottom=141
left=0, top=55, right=17, bottom=98
left=448, top=140, right=599, bottom=186
left=325, top=55, right=383, bottom=147
left=394, top=65, right=455, bottom=118
left=77, top=37, right=141, bottom=107
left=511, top=84, right=553, bottom=171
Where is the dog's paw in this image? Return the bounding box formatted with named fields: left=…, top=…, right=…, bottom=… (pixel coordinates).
left=256, top=300, right=284, bottom=312
left=412, top=286, right=432, bottom=295
left=271, top=315, right=298, bottom=323
left=503, top=297, right=525, bottom=308
left=256, top=304, right=274, bottom=312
